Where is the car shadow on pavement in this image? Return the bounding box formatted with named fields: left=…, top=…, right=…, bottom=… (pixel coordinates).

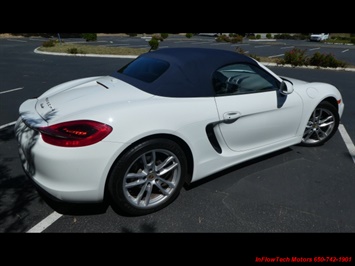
left=184, top=147, right=293, bottom=191
left=0, top=164, right=40, bottom=232
left=37, top=189, right=110, bottom=216
left=0, top=125, right=42, bottom=232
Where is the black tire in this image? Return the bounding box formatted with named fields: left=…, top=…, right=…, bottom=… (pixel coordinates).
left=107, top=138, right=187, bottom=216
left=300, top=101, right=339, bottom=147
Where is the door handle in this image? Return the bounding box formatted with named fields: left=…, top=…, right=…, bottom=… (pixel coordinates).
left=223, top=112, right=241, bottom=124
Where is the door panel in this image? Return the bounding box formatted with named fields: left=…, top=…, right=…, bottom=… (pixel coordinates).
left=215, top=91, right=303, bottom=152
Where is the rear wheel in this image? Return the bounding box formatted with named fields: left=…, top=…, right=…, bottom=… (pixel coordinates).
left=300, top=101, right=339, bottom=147
left=107, top=138, right=187, bottom=216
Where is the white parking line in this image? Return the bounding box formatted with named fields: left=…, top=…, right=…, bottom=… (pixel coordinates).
left=281, top=46, right=294, bottom=49
left=0, top=121, right=16, bottom=130
left=6, top=39, right=27, bottom=43
left=338, top=124, right=355, bottom=164
left=255, top=45, right=270, bottom=48
left=210, top=43, right=228, bottom=46
left=29, top=38, right=46, bottom=41
left=27, top=211, right=63, bottom=233
left=2, top=121, right=354, bottom=234
left=231, top=44, right=250, bottom=47
left=0, top=87, right=24, bottom=94
left=174, top=41, right=195, bottom=44
left=309, top=47, right=320, bottom=51
left=342, top=49, right=349, bottom=53
left=189, top=41, right=214, bottom=45
left=269, top=54, right=284, bottom=58
left=0, top=121, right=63, bottom=232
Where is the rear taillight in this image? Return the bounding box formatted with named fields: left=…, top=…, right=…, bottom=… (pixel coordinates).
left=39, top=120, right=112, bottom=147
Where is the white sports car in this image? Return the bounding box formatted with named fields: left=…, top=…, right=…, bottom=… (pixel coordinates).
left=15, top=47, right=344, bottom=216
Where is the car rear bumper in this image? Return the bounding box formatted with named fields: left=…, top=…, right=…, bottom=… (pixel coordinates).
left=15, top=117, right=123, bottom=203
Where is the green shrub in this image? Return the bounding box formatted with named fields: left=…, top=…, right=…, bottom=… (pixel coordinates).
left=216, top=34, right=230, bottom=42
left=279, top=48, right=347, bottom=68
left=67, top=48, right=79, bottom=54
left=274, top=33, right=293, bottom=39
left=126, top=33, right=138, bottom=37
left=308, top=52, right=325, bottom=67
left=42, top=39, right=56, bottom=47
left=279, top=48, right=309, bottom=66
left=152, top=34, right=164, bottom=41
left=256, top=34, right=261, bottom=39
left=160, top=33, right=169, bottom=39
left=149, top=37, right=159, bottom=50
left=81, top=33, right=97, bottom=42
left=235, top=46, right=260, bottom=61
left=229, top=35, right=243, bottom=43
left=309, top=52, right=347, bottom=68
left=331, top=35, right=349, bottom=41
left=235, top=46, right=245, bottom=54
left=266, top=33, right=272, bottom=39
left=293, top=33, right=309, bottom=40
left=185, top=33, right=193, bottom=38
left=249, top=54, right=260, bottom=61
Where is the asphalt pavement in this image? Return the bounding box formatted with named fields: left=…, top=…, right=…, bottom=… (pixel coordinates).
left=1, top=36, right=355, bottom=239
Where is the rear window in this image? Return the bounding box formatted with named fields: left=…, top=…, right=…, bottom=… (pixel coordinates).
left=117, top=57, right=169, bottom=83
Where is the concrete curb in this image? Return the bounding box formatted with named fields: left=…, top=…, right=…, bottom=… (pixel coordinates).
left=34, top=47, right=138, bottom=59
left=34, top=48, right=355, bottom=72
left=261, top=62, right=355, bottom=72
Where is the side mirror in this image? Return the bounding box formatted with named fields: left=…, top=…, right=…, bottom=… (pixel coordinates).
left=279, top=80, right=294, bottom=95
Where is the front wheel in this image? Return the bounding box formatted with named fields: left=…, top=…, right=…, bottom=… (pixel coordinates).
left=107, top=138, right=187, bottom=216
left=300, top=101, right=339, bottom=147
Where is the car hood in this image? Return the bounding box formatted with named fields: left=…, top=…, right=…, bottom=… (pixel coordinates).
left=35, top=76, right=153, bottom=123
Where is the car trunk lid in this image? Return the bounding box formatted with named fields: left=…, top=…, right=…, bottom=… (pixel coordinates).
left=35, top=76, right=153, bottom=123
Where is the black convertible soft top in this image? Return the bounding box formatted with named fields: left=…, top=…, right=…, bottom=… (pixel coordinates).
left=111, top=47, right=258, bottom=97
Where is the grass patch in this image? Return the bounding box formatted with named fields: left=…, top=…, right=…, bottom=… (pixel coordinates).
left=326, top=39, right=353, bottom=45
left=38, top=41, right=354, bottom=68
left=38, top=43, right=149, bottom=56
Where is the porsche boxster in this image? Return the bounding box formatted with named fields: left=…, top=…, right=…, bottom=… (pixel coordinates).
left=15, top=47, right=344, bottom=216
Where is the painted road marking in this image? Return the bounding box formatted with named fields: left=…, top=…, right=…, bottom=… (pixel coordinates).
left=281, top=46, right=294, bottom=49
left=255, top=45, right=270, bottom=48
left=3, top=122, right=352, bottom=233
left=338, top=124, right=355, bottom=164
left=269, top=54, right=284, bottom=58
left=0, top=87, right=24, bottom=94
left=0, top=121, right=16, bottom=130
left=309, top=47, right=320, bottom=51
left=342, top=49, right=349, bottom=53
left=0, top=121, right=64, bottom=233
left=231, top=44, right=250, bottom=47
left=27, top=211, right=63, bottom=233
left=210, top=43, right=229, bottom=46
left=173, top=41, right=195, bottom=44
left=189, top=41, right=214, bottom=45
left=6, top=39, right=27, bottom=43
